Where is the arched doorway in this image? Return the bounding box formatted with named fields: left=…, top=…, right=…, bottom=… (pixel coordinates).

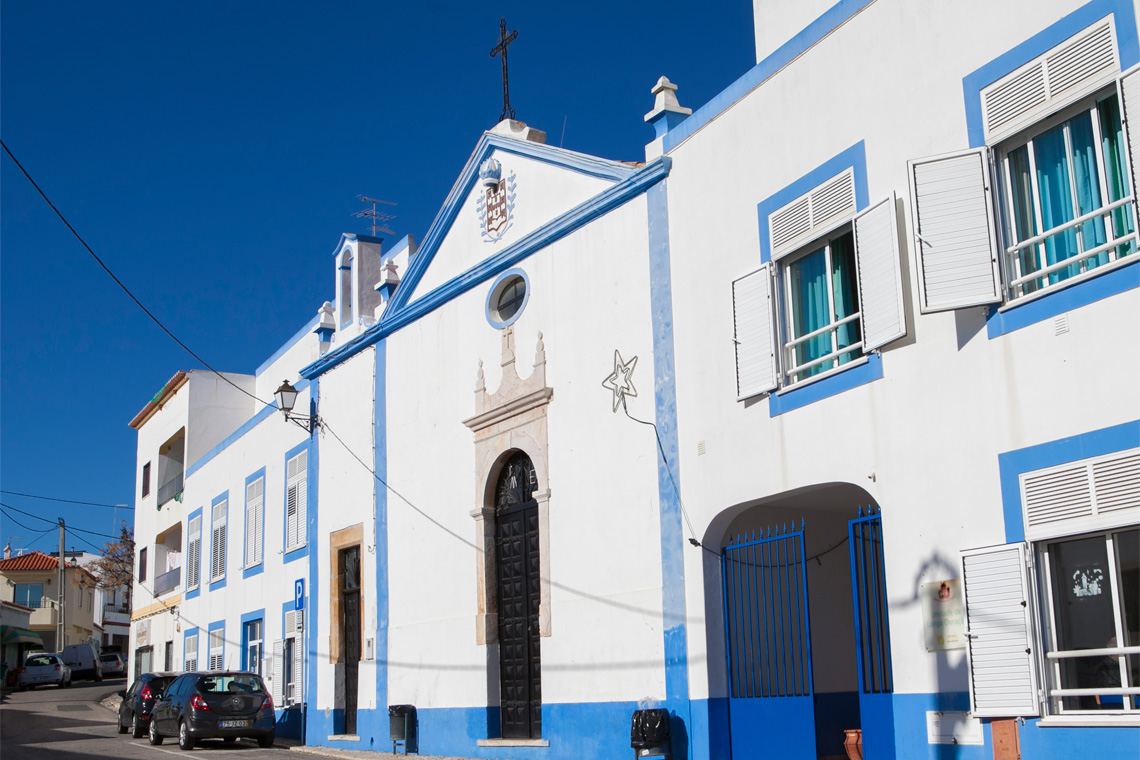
left=494, top=451, right=542, bottom=739
left=705, top=483, right=894, bottom=760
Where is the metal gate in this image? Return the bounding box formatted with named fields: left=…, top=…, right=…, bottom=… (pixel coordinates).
left=848, top=507, right=895, bottom=760
left=722, top=522, right=816, bottom=760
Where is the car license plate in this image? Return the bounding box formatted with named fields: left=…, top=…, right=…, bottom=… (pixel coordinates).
left=220, top=720, right=249, bottom=728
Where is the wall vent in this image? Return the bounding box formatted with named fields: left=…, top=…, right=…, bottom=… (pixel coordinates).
left=769, top=168, right=856, bottom=260
left=1021, top=448, right=1139, bottom=540
left=1054, top=314, right=1069, bottom=335
left=981, top=18, right=1118, bottom=143
left=697, top=440, right=706, bottom=456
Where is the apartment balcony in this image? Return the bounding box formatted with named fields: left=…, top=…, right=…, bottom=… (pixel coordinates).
left=102, top=607, right=131, bottom=626
left=157, top=472, right=184, bottom=507
left=28, top=601, right=59, bottom=628
left=154, top=567, right=181, bottom=597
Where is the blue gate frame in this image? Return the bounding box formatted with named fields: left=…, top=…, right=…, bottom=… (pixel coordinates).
left=722, top=522, right=816, bottom=760
left=848, top=507, right=896, bottom=760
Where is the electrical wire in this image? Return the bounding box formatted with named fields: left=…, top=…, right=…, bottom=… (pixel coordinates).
left=0, top=502, right=121, bottom=539
left=0, top=139, right=273, bottom=411
left=0, top=510, right=56, bottom=540
left=0, top=490, right=134, bottom=509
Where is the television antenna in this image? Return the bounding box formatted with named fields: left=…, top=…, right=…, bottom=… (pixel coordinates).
left=353, top=196, right=397, bottom=238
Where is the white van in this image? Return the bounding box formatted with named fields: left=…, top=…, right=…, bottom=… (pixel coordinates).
left=62, top=643, right=103, bottom=681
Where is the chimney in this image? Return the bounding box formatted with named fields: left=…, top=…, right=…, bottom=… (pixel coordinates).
left=489, top=119, right=546, bottom=144
left=3, top=542, right=10, bottom=559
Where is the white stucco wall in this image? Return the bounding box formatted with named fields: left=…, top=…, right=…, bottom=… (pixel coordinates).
left=665, top=0, right=1140, bottom=702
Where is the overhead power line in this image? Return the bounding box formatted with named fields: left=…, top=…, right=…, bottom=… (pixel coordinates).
left=0, top=502, right=122, bottom=540
left=0, top=490, right=134, bottom=510
left=0, top=139, right=272, bottom=410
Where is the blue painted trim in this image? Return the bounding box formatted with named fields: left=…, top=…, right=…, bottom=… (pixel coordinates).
left=182, top=626, right=198, bottom=670
left=330, top=232, right=384, bottom=257
left=986, top=260, right=1139, bottom=337
left=208, top=619, right=225, bottom=668
left=185, top=506, right=203, bottom=599
left=301, top=157, right=671, bottom=379
left=283, top=438, right=310, bottom=564
left=963, top=0, right=1140, bottom=148
left=209, top=490, right=229, bottom=591
left=383, top=234, right=416, bottom=262
left=243, top=467, right=267, bottom=579
left=185, top=378, right=309, bottom=479
left=998, top=420, right=1140, bottom=543
left=768, top=354, right=883, bottom=416
left=304, top=376, right=319, bottom=744
left=757, top=141, right=868, bottom=264
left=662, top=0, right=875, bottom=153
left=374, top=342, right=389, bottom=710
left=484, top=267, right=531, bottom=329
left=646, top=180, right=690, bottom=711
left=255, top=314, right=322, bottom=377
left=240, top=609, right=264, bottom=671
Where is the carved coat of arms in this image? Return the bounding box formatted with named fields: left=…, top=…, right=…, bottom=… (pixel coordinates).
left=476, top=157, right=516, bottom=242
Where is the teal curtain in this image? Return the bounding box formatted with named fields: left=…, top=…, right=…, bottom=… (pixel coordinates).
left=1034, top=123, right=1082, bottom=283
left=789, top=248, right=830, bottom=378
left=1070, top=112, right=1108, bottom=269
left=1099, top=95, right=1137, bottom=261
left=831, top=232, right=861, bottom=363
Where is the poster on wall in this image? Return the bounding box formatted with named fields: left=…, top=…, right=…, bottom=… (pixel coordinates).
left=920, top=579, right=965, bottom=651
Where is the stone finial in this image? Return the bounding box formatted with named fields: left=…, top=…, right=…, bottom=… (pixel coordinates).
left=501, top=326, right=515, bottom=368
left=314, top=301, right=336, bottom=350
left=644, top=76, right=692, bottom=141
left=375, top=258, right=401, bottom=303
left=475, top=360, right=485, bottom=393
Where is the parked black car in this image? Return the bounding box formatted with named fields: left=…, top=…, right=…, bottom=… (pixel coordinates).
left=149, top=671, right=275, bottom=750
left=117, top=672, right=180, bottom=738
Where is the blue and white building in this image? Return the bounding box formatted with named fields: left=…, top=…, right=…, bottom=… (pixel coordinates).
left=129, top=1, right=1139, bottom=757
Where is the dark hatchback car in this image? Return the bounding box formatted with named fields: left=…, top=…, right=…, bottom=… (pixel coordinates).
left=149, top=671, right=275, bottom=750
left=118, top=672, right=180, bottom=738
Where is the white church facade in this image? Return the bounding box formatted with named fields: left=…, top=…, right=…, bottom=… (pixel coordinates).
left=129, top=1, right=1139, bottom=758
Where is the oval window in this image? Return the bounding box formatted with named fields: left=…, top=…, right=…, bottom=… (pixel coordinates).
left=486, top=270, right=530, bottom=328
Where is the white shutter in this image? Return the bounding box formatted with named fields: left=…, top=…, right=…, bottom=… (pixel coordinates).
left=271, top=640, right=284, bottom=706
left=908, top=149, right=1002, bottom=312
left=981, top=19, right=1118, bottom=143
left=185, top=634, right=198, bottom=671
left=961, top=543, right=1040, bottom=718
left=187, top=516, right=201, bottom=590
left=286, top=452, right=307, bottom=550
left=1021, top=448, right=1140, bottom=540
left=245, top=478, right=263, bottom=567
left=293, top=629, right=304, bottom=701
left=770, top=168, right=857, bottom=259
left=211, top=500, right=227, bottom=581
left=852, top=193, right=907, bottom=351
left=1117, top=66, right=1140, bottom=230
left=208, top=629, right=224, bottom=671
left=732, top=264, right=778, bottom=399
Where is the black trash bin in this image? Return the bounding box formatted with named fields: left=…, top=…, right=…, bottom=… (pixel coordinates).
left=389, top=704, right=417, bottom=753
left=630, top=708, right=671, bottom=758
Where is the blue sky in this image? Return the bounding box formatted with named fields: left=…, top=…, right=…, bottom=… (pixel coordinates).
left=1, top=1, right=755, bottom=554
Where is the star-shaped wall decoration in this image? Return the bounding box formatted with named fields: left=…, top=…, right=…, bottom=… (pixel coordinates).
left=601, top=349, right=638, bottom=413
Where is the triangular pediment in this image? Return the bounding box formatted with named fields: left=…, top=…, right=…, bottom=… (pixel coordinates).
left=385, top=133, right=638, bottom=314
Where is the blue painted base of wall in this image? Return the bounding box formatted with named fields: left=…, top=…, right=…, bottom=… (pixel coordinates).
left=274, top=706, right=303, bottom=740
left=298, top=693, right=1140, bottom=759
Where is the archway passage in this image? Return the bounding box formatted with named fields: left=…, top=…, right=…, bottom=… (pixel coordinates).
left=495, top=451, right=542, bottom=739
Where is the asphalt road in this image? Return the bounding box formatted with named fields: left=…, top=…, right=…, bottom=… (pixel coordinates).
left=0, top=678, right=298, bottom=759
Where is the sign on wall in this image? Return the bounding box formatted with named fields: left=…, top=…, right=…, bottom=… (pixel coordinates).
left=920, top=579, right=965, bottom=651
left=295, top=579, right=305, bottom=611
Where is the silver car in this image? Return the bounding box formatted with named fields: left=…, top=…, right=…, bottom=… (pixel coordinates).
left=99, top=652, right=126, bottom=677
left=18, top=653, right=72, bottom=690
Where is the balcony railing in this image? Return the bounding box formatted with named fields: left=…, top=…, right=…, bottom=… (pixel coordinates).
left=157, top=472, right=184, bottom=506
left=154, top=567, right=181, bottom=596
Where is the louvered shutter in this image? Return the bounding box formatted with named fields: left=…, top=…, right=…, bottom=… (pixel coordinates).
left=1118, top=66, right=1140, bottom=231
left=960, top=543, right=1040, bottom=718
left=1021, top=448, right=1140, bottom=540
left=770, top=169, right=857, bottom=260
left=185, top=634, right=198, bottom=671
left=209, top=629, right=224, bottom=671
left=852, top=194, right=907, bottom=351
left=286, top=451, right=307, bottom=550
left=732, top=264, right=778, bottom=399
left=245, top=478, right=263, bottom=567
left=908, top=149, right=1002, bottom=312
left=187, top=516, right=201, bottom=590
left=981, top=19, right=1119, bottom=143
left=293, top=624, right=304, bottom=701
left=271, top=640, right=284, bottom=706
left=211, top=501, right=227, bottom=581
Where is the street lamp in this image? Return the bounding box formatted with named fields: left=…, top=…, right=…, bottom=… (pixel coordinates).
left=274, top=380, right=320, bottom=433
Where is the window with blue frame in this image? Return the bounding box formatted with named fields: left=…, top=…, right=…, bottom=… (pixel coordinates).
left=244, top=619, right=263, bottom=676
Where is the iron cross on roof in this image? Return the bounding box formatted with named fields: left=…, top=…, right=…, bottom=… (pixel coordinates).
left=489, top=17, right=519, bottom=122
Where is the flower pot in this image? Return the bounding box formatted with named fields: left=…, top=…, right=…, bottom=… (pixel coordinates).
left=843, top=729, right=863, bottom=760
